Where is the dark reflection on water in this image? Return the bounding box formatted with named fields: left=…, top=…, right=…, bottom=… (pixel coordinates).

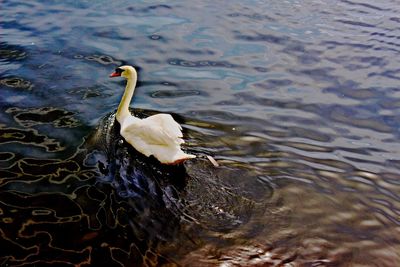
left=1, top=0, right=400, bottom=266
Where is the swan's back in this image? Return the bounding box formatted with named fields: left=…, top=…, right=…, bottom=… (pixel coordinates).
left=144, top=113, right=183, bottom=139
left=118, top=111, right=194, bottom=163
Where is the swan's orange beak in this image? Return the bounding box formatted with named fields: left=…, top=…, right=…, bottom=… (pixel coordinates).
left=109, top=72, right=121, bottom=77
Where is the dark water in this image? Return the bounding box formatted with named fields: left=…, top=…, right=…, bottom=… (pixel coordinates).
left=1, top=0, right=400, bottom=266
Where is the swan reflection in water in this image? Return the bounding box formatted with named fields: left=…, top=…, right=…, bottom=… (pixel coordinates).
left=83, top=109, right=261, bottom=264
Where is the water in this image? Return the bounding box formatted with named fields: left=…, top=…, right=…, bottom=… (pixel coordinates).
left=1, top=0, right=400, bottom=265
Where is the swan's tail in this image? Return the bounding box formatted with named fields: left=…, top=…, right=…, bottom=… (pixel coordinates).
left=167, top=152, right=196, bottom=165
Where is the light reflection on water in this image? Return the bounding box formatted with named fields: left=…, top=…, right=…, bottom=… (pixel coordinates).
left=1, top=0, right=400, bottom=266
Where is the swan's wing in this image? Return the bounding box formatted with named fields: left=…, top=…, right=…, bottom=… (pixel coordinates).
left=142, top=114, right=183, bottom=139
left=122, top=118, right=182, bottom=146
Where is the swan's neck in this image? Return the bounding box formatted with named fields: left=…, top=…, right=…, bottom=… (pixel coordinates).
left=116, top=71, right=137, bottom=123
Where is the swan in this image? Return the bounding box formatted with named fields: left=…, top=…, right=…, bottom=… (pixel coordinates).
left=109, top=65, right=196, bottom=165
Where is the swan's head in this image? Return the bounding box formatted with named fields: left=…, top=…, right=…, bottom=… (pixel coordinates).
left=109, top=65, right=137, bottom=79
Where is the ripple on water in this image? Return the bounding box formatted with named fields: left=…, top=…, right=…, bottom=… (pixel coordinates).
left=6, top=107, right=80, bottom=128
left=73, top=53, right=122, bottom=65
left=0, top=124, right=62, bottom=152
left=0, top=42, right=27, bottom=62
left=0, top=77, right=32, bottom=90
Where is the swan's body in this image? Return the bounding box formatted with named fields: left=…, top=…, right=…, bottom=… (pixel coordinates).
left=110, top=65, right=195, bottom=164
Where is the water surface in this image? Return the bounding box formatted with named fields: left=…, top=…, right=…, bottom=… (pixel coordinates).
left=1, top=0, right=400, bottom=266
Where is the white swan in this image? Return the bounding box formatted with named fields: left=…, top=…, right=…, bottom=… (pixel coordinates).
left=110, top=65, right=196, bottom=164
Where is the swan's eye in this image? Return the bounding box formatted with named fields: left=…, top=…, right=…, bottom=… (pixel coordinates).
left=115, top=68, right=124, bottom=74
